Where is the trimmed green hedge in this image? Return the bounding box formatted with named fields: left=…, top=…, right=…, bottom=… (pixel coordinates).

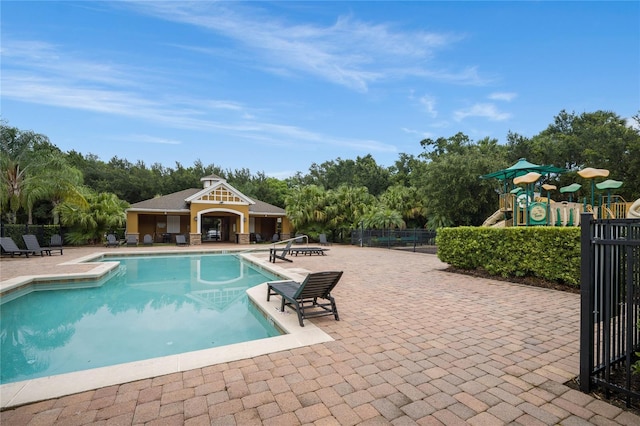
left=436, top=227, right=581, bottom=286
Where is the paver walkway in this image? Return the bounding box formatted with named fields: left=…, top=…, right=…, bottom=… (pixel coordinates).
left=1, top=244, right=638, bottom=425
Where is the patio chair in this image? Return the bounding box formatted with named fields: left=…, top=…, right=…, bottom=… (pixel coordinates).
left=176, top=234, right=188, bottom=246
left=22, top=234, right=52, bottom=256
left=0, top=236, right=35, bottom=258
left=50, top=234, right=64, bottom=255
left=143, top=234, right=153, bottom=245
left=105, top=234, right=120, bottom=248
left=126, top=235, right=138, bottom=246
left=255, top=233, right=263, bottom=243
left=267, top=271, right=343, bottom=327
left=319, top=234, right=331, bottom=246
left=269, top=240, right=293, bottom=263
left=271, top=233, right=280, bottom=242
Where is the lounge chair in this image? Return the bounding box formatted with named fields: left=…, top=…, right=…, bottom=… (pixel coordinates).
left=22, top=234, right=52, bottom=256
left=255, top=233, right=263, bottom=243
left=0, top=237, right=35, bottom=258
left=291, top=246, right=329, bottom=257
left=176, top=234, right=188, bottom=246
left=271, top=233, right=280, bottom=242
left=105, top=234, right=120, bottom=248
left=267, top=271, right=343, bottom=327
left=50, top=234, right=64, bottom=255
left=125, top=235, right=138, bottom=246
left=269, top=240, right=293, bottom=263
left=143, top=234, right=153, bottom=245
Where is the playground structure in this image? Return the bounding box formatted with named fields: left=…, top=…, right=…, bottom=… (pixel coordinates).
left=481, top=158, right=640, bottom=227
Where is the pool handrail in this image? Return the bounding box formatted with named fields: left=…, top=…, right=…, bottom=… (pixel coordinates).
left=271, top=234, right=309, bottom=247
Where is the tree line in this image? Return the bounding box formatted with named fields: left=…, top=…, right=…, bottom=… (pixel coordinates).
left=2, top=110, right=639, bottom=243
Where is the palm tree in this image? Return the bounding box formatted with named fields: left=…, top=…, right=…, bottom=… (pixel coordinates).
left=379, top=185, right=427, bottom=228
left=0, top=124, right=34, bottom=223
left=24, top=154, right=87, bottom=224
left=55, top=190, right=128, bottom=245
left=324, top=185, right=374, bottom=240
left=363, top=206, right=406, bottom=236
left=0, top=123, right=81, bottom=224
left=284, top=185, right=327, bottom=230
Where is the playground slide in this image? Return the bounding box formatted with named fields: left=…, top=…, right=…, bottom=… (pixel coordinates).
left=482, top=210, right=505, bottom=227
left=628, top=198, right=640, bottom=219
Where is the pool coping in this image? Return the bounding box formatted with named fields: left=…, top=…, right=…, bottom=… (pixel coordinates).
left=0, top=251, right=333, bottom=409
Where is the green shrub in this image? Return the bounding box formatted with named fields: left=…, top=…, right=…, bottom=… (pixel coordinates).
left=436, top=226, right=581, bottom=286
left=633, top=318, right=640, bottom=376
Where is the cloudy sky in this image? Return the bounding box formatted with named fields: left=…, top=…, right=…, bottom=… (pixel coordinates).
left=2, top=1, right=638, bottom=178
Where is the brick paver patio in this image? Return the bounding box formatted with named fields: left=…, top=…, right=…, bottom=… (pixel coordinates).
left=1, top=244, right=638, bottom=425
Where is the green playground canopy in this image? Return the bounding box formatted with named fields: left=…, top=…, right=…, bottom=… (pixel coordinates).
left=595, top=179, right=623, bottom=190
left=560, top=183, right=582, bottom=194
left=481, top=158, right=566, bottom=181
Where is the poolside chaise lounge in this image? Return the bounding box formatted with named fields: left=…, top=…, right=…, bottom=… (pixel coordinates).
left=266, top=270, right=343, bottom=327
left=105, top=234, right=120, bottom=248
left=50, top=234, right=64, bottom=255
left=290, top=247, right=329, bottom=257
left=269, top=240, right=293, bottom=263
left=0, top=237, right=35, bottom=258
left=22, top=234, right=52, bottom=256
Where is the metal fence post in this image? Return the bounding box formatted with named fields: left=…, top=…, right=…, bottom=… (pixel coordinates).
left=579, top=212, right=594, bottom=392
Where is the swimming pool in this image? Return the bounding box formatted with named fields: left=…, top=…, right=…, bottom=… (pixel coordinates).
left=0, top=253, right=282, bottom=384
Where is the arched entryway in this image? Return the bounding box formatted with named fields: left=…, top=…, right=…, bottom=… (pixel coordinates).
left=195, top=208, right=246, bottom=243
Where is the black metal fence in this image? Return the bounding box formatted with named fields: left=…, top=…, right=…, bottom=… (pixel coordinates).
left=350, top=228, right=437, bottom=250
left=0, top=223, right=64, bottom=249
left=579, top=213, right=640, bottom=407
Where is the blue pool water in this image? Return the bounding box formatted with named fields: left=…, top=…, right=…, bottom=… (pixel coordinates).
left=0, top=254, right=282, bottom=384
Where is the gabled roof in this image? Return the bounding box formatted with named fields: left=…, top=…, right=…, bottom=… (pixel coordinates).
left=128, top=189, right=199, bottom=212
left=250, top=200, right=286, bottom=216
left=127, top=188, right=286, bottom=215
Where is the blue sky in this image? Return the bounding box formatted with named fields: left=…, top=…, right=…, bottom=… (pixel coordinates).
left=2, top=1, right=638, bottom=178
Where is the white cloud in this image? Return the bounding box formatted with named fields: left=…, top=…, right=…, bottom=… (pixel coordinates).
left=2, top=39, right=391, bottom=157
left=454, top=103, right=512, bottom=121
left=488, top=92, right=517, bottom=102
left=419, top=95, right=438, bottom=118
left=129, top=135, right=182, bottom=145
left=625, top=116, right=640, bottom=131
left=401, top=127, right=432, bottom=139
left=125, top=2, right=481, bottom=92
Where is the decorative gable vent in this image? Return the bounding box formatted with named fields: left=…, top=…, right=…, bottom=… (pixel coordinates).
left=197, top=186, right=244, bottom=203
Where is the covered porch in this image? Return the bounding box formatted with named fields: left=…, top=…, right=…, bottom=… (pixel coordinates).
left=125, top=174, right=291, bottom=245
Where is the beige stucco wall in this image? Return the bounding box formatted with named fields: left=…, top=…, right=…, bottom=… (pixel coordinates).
left=126, top=211, right=139, bottom=234
left=127, top=203, right=289, bottom=245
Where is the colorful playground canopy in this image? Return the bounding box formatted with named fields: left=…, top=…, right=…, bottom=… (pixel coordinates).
left=480, top=158, right=566, bottom=181
left=595, top=179, right=623, bottom=191
left=560, top=183, right=582, bottom=194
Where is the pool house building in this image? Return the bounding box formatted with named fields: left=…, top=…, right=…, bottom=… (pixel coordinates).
left=125, top=174, right=292, bottom=245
